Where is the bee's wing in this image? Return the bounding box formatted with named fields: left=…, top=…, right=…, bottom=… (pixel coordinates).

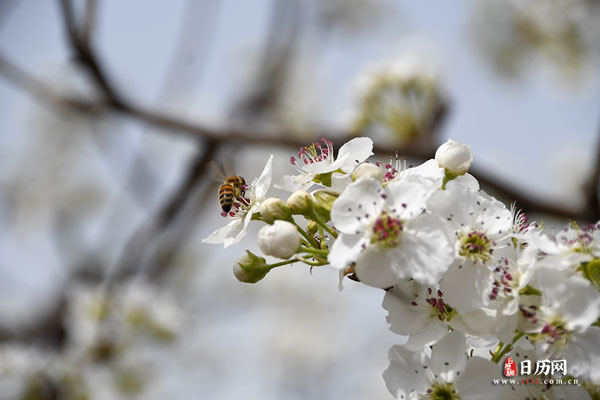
left=223, top=159, right=236, bottom=177
left=208, top=160, right=226, bottom=182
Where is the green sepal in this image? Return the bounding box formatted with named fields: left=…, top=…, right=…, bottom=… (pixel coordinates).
left=313, top=172, right=333, bottom=187
left=518, top=285, right=542, bottom=296
left=580, top=259, right=600, bottom=289
left=312, top=189, right=339, bottom=212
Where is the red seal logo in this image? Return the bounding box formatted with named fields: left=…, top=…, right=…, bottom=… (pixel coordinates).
left=504, top=357, right=518, bottom=377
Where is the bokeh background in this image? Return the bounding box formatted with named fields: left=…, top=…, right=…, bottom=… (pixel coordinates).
left=0, top=0, right=599, bottom=399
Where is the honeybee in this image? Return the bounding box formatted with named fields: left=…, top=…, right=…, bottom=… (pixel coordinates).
left=210, top=161, right=246, bottom=214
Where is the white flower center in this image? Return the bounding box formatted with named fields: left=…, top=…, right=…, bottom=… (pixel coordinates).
left=423, top=381, right=459, bottom=400
left=458, top=230, right=492, bottom=263
left=370, top=212, right=404, bottom=248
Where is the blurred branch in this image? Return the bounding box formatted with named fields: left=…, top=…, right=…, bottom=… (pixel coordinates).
left=59, top=0, right=126, bottom=108
left=0, top=47, right=593, bottom=223
left=0, top=52, right=98, bottom=112
left=81, top=0, right=97, bottom=47
left=584, top=116, right=600, bottom=221
left=0, top=0, right=593, bottom=232
left=113, top=138, right=218, bottom=281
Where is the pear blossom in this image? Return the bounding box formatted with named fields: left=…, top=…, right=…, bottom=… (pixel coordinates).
left=533, top=222, right=600, bottom=273
left=383, top=281, right=497, bottom=350
left=485, top=246, right=540, bottom=342
left=523, top=268, right=600, bottom=382
left=427, top=181, right=514, bottom=313
left=364, top=157, right=479, bottom=192
left=199, top=139, right=600, bottom=395
left=276, top=137, right=373, bottom=192
left=202, top=155, right=273, bottom=248
left=329, top=176, right=454, bottom=287
left=257, top=220, right=301, bottom=259
left=383, top=332, right=502, bottom=400
left=350, top=54, right=441, bottom=144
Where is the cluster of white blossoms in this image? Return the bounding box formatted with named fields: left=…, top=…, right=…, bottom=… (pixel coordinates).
left=349, top=54, right=442, bottom=145
left=203, top=137, right=600, bottom=399
left=0, top=280, right=182, bottom=400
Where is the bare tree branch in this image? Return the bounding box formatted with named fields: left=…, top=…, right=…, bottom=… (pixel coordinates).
left=584, top=116, right=600, bottom=221
left=0, top=1, right=594, bottom=227
left=82, top=0, right=97, bottom=47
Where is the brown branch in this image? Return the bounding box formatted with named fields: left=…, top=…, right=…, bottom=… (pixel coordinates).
left=1, top=3, right=596, bottom=224
left=0, top=50, right=591, bottom=223
left=81, top=0, right=97, bottom=47
left=584, top=115, right=600, bottom=222
left=113, top=138, right=218, bottom=280
left=59, top=0, right=126, bottom=108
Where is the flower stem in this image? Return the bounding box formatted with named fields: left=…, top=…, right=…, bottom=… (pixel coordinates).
left=295, top=255, right=327, bottom=266
left=491, top=332, right=524, bottom=363
left=267, top=258, right=300, bottom=269
left=291, top=221, right=320, bottom=248
left=300, top=246, right=329, bottom=257
left=310, top=212, right=338, bottom=238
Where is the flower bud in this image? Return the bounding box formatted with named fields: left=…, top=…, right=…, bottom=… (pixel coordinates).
left=260, top=198, right=292, bottom=224
left=257, top=220, right=301, bottom=259
left=352, top=163, right=384, bottom=182
left=312, top=189, right=339, bottom=212
left=233, top=251, right=270, bottom=283
left=287, top=190, right=314, bottom=215
left=307, top=220, right=318, bottom=235
left=435, top=139, right=473, bottom=175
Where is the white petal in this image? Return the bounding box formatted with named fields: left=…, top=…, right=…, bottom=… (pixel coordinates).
left=534, top=268, right=600, bottom=330
left=562, top=326, right=600, bottom=382
left=397, top=159, right=444, bottom=183
left=449, top=173, right=479, bottom=192
left=330, top=173, right=352, bottom=192
left=476, top=191, right=512, bottom=237
left=427, top=184, right=476, bottom=230
left=386, top=177, right=436, bottom=220
left=390, top=214, right=455, bottom=285
left=404, top=319, right=449, bottom=351
left=440, top=261, right=493, bottom=314
left=383, top=345, right=430, bottom=399
left=302, top=156, right=344, bottom=174
left=354, top=248, right=400, bottom=288
left=252, top=154, right=273, bottom=199
left=455, top=357, right=504, bottom=400
left=331, top=177, right=384, bottom=234
left=223, top=212, right=252, bottom=248
left=430, top=331, right=467, bottom=380
left=274, top=173, right=313, bottom=192
left=201, top=219, right=240, bottom=245
left=328, top=233, right=365, bottom=271
left=336, top=137, right=374, bottom=171
left=383, top=286, right=430, bottom=336
left=450, top=307, right=499, bottom=338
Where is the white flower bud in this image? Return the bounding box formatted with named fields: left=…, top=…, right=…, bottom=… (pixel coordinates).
left=260, top=197, right=291, bottom=223
left=287, top=190, right=313, bottom=215
left=352, top=163, right=384, bottom=182
left=257, top=220, right=301, bottom=259
left=435, top=139, right=473, bottom=174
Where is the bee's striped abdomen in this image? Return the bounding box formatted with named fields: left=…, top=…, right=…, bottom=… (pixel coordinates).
left=219, top=183, right=235, bottom=213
